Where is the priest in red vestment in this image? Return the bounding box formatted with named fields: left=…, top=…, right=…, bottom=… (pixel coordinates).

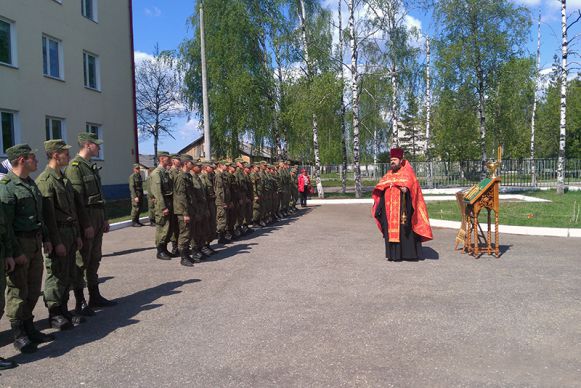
left=371, top=148, right=433, bottom=261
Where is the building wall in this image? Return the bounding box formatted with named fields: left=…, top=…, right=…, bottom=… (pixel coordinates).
left=0, top=0, right=136, bottom=199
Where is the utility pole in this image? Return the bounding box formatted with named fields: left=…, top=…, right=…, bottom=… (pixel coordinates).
left=200, top=0, right=211, bottom=160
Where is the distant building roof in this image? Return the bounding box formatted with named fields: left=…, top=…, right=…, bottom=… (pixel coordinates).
left=138, top=154, right=156, bottom=169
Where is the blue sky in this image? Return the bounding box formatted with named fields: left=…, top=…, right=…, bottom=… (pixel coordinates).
left=132, top=0, right=581, bottom=156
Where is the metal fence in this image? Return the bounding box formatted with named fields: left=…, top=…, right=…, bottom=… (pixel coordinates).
left=300, top=158, right=581, bottom=189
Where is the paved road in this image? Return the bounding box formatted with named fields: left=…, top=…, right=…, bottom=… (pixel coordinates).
left=1, top=205, right=580, bottom=387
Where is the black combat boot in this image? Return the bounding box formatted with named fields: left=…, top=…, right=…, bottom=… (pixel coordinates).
left=205, top=244, right=217, bottom=254
left=11, top=321, right=37, bottom=354
left=190, top=248, right=203, bottom=263
left=23, top=318, right=55, bottom=344
left=179, top=249, right=194, bottom=267
left=48, top=306, right=74, bottom=331
left=170, top=243, right=180, bottom=258
left=201, top=245, right=213, bottom=256
left=88, top=285, right=117, bottom=308
left=156, top=245, right=172, bottom=260
left=217, top=233, right=228, bottom=244
left=62, top=292, right=85, bottom=324
left=74, top=288, right=95, bottom=316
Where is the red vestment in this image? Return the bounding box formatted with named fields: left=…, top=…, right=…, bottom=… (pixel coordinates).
left=371, top=161, right=433, bottom=243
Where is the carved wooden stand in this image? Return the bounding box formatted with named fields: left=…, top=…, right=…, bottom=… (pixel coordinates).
left=459, top=178, right=501, bottom=258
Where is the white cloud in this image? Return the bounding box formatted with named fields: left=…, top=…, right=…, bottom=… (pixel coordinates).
left=144, top=6, right=162, bottom=17
left=404, top=15, right=422, bottom=32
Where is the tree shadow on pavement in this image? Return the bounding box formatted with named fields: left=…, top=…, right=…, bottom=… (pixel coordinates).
left=102, top=246, right=156, bottom=258
left=2, top=279, right=200, bottom=363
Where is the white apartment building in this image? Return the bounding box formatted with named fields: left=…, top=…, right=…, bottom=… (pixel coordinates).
left=0, top=0, right=137, bottom=199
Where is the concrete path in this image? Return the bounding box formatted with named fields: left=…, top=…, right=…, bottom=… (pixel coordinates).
left=1, top=205, right=580, bottom=387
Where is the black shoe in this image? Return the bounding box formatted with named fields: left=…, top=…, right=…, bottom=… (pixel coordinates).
left=180, top=257, right=194, bottom=267
left=23, top=318, right=55, bottom=344
left=259, top=221, right=266, bottom=227
left=170, top=245, right=179, bottom=258
left=131, top=221, right=143, bottom=227
left=88, top=285, right=117, bottom=308
left=0, top=357, right=17, bottom=370
left=201, top=246, right=213, bottom=256
left=49, top=307, right=74, bottom=331
left=224, top=232, right=233, bottom=242
left=191, top=251, right=203, bottom=263
left=62, top=307, right=85, bottom=325
left=205, top=244, right=217, bottom=254
left=156, top=246, right=172, bottom=260
left=74, top=289, right=96, bottom=316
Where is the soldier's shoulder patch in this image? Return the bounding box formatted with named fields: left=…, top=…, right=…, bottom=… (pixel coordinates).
left=71, top=161, right=79, bottom=166
left=1, top=177, right=10, bottom=184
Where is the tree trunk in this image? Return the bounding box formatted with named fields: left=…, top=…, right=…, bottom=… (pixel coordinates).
left=425, top=36, right=433, bottom=189
left=530, top=10, right=541, bottom=188
left=390, top=64, right=399, bottom=147
left=153, top=126, right=159, bottom=168
left=557, top=0, right=568, bottom=194
left=349, top=0, right=362, bottom=198
left=338, top=0, right=348, bottom=194
left=298, top=0, right=324, bottom=197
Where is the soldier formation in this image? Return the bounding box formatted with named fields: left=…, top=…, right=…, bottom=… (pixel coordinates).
left=0, top=134, right=115, bottom=370
left=146, top=152, right=301, bottom=267
left=0, top=139, right=304, bottom=370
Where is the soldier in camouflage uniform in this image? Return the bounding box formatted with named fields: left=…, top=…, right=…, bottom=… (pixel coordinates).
left=243, top=163, right=254, bottom=232
left=172, top=155, right=196, bottom=267
left=0, top=202, right=18, bottom=367
left=290, top=167, right=299, bottom=211
left=200, top=161, right=218, bottom=252
left=0, top=144, right=53, bottom=353
left=191, top=160, right=210, bottom=259
left=37, top=139, right=89, bottom=331
left=66, top=133, right=116, bottom=312
left=168, top=154, right=182, bottom=257
left=250, top=164, right=265, bottom=227
left=149, top=151, right=174, bottom=260
left=129, top=163, right=145, bottom=227
left=234, top=159, right=248, bottom=235
left=214, top=161, right=232, bottom=244
left=226, top=163, right=240, bottom=238
left=146, top=173, right=156, bottom=226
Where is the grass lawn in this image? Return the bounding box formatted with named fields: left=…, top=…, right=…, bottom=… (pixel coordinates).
left=106, top=199, right=148, bottom=224
left=426, top=190, right=581, bottom=228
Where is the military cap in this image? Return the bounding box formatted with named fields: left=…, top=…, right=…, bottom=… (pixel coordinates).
left=78, top=132, right=103, bottom=145
left=44, top=139, right=72, bottom=153
left=133, top=163, right=141, bottom=168
left=6, top=143, right=38, bottom=161
left=194, top=160, right=204, bottom=167
left=234, top=157, right=246, bottom=163
left=180, top=154, right=193, bottom=162
left=259, top=161, right=267, bottom=165
left=171, top=153, right=181, bottom=159
left=157, top=150, right=170, bottom=157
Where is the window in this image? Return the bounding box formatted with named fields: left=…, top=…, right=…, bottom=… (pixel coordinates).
left=45, top=117, right=66, bottom=140
left=82, top=0, right=98, bottom=22
left=1, top=110, right=18, bottom=155
left=86, top=123, right=104, bottom=159
left=42, top=35, right=63, bottom=79
left=0, top=17, right=16, bottom=66
left=83, top=51, right=100, bottom=90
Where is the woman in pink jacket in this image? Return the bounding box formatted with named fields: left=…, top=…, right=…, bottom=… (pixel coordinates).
left=297, top=169, right=311, bottom=207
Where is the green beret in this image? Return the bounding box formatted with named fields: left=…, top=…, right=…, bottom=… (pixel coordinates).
left=157, top=150, right=170, bottom=157
left=6, top=143, right=38, bottom=161
left=44, top=139, right=71, bottom=153
left=133, top=163, right=141, bottom=168
left=78, top=132, right=103, bottom=145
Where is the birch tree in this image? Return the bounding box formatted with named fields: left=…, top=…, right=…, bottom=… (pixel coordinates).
left=530, top=9, right=541, bottom=187
left=348, top=0, right=362, bottom=198
left=435, top=0, right=530, bottom=177
left=297, top=0, right=324, bottom=198
left=337, top=0, right=349, bottom=194
left=425, top=36, right=433, bottom=188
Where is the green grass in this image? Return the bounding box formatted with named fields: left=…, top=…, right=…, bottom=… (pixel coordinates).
left=106, top=199, right=148, bottom=224
left=426, top=190, right=581, bottom=228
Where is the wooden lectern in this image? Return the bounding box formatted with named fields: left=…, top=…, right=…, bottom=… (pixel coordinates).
left=456, top=146, right=502, bottom=257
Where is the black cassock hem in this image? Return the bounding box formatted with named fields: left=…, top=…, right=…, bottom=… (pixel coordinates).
left=374, top=189, right=423, bottom=260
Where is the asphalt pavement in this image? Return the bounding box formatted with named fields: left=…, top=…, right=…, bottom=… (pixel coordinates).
left=1, top=205, right=580, bottom=387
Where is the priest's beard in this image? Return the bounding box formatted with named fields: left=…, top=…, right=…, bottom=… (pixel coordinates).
left=390, top=162, right=401, bottom=172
